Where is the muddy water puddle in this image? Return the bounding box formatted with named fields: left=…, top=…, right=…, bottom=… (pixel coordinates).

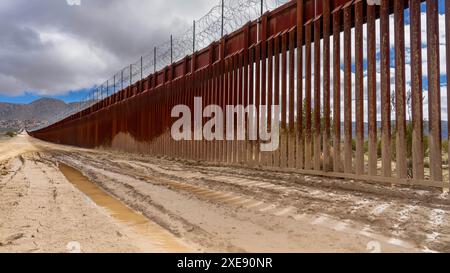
left=58, top=163, right=192, bottom=252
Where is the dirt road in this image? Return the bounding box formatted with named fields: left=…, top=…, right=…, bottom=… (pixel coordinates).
left=1, top=133, right=449, bottom=252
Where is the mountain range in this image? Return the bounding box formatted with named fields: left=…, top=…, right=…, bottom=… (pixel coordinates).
left=1, top=98, right=449, bottom=139
left=0, top=98, right=80, bottom=131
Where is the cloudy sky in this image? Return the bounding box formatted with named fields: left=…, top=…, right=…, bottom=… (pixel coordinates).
left=0, top=0, right=212, bottom=103
left=0, top=0, right=448, bottom=123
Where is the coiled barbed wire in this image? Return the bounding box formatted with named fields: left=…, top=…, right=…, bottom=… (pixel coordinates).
left=30, top=0, right=290, bottom=132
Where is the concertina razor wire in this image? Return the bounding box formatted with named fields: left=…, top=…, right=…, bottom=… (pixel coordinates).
left=30, top=0, right=289, bottom=132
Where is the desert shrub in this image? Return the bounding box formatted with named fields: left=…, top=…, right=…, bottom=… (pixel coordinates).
left=5, top=131, right=16, bottom=138
left=377, top=139, right=382, bottom=159
left=364, top=140, right=369, bottom=153
left=443, top=140, right=449, bottom=153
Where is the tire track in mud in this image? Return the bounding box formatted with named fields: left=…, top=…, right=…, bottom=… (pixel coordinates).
left=142, top=158, right=450, bottom=252
left=58, top=156, right=409, bottom=252
left=83, top=152, right=449, bottom=252
left=50, top=154, right=241, bottom=252
left=0, top=156, right=25, bottom=190
left=1, top=154, right=138, bottom=252
left=48, top=150, right=450, bottom=252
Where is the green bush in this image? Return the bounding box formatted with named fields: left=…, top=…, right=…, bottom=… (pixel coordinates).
left=377, top=139, right=382, bottom=159
left=443, top=140, right=449, bottom=153
left=5, top=131, right=16, bottom=138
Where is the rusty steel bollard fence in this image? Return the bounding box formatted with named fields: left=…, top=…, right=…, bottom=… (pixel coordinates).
left=30, top=0, right=450, bottom=190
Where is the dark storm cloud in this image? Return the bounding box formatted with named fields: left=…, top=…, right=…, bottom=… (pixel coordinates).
left=0, top=0, right=211, bottom=95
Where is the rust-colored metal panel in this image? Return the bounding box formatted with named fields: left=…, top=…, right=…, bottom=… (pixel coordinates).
left=236, top=52, right=243, bottom=163
left=265, top=37, right=273, bottom=166
left=210, top=62, right=217, bottom=162
left=157, top=72, right=165, bottom=86
left=222, top=58, right=229, bottom=163
left=268, top=1, right=297, bottom=39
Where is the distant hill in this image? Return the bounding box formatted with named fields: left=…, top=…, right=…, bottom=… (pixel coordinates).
left=0, top=98, right=80, bottom=130
left=1, top=98, right=449, bottom=138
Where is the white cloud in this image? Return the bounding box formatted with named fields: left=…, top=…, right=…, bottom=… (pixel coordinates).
left=0, top=0, right=212, bottom=96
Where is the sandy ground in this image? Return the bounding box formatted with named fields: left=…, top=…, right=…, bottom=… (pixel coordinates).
left=1, top=133, right=449, bottom=253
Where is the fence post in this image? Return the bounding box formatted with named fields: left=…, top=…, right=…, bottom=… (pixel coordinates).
left=130, top=64, right=132, bottom=86
left=380, top=0, right=392, bottom=177
left=296, top=0, right=304, bottom=169
left=154, top=47, right=157, bottom=73
left=193, top=20, right=196, bottom=53
left=446, top=0, right=450, bottom=186
left=221, top=0, right=224, bottom=37
left=427, top=0, right=443, bottom=182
